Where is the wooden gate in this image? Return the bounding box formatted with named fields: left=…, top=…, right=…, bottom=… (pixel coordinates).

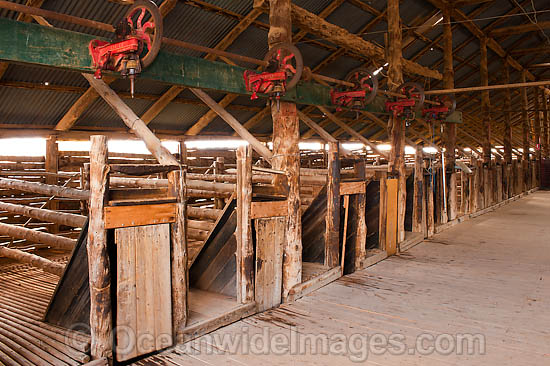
left=115, top=224, right=172, bottom=362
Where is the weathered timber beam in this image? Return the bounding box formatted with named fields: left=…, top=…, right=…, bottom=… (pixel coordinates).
left=254, top=0, right=442, bottom=80
left=190, top=88, right=273, bottom=162
left=490, top=21, right=550, bottom=37
left=0, top=246, right=64, bottom=275
left=317, top=106, right=390, bottom=159
left=0, top=201, right=86, bottom=227
left=84, top=74, right=180, bottom=166
left=297, top=111, right=338, bottom=143
left=0, top=17, right=385, bottom=112
left=109, top=176, right=235, bottom=193
left=0, top=177, right=90, bottom=200
left=0, top=222, right=76, bottom=250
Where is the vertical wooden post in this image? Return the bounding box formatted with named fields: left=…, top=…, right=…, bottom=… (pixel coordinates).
left=236, top=145, right=254, bottom=303
left=385, top=179, right=399, bottom=256
left=534, top=88, right=542, bottom=162
left=325, top=141, right=340, bottom=268
left=45, top=136, right=59, bottom=233
left=412, top=145, right=425, bottom=235
left=533, top=88, right=542, bottom=185
left=214, top=157, right=225, bottom=209
left=521, top=71, right=531, bottom=191
left=480, top=37, right=492, bottom=166
left=426, top=170, right=435, bottom=237
left=379, top=172, right=387, bottom=247
left=471, top=157, right=480, bottom=213
left=387, top=0, right=406, bottom=243
left=354, top=160, right=367, bottom=269
left=480, top=38, right=491, bottom=209
left=87, top=135, right=112, bottom=360
left=443, top=6, right=457, bottom=222
left=542, top=92, right=549, bottom=159
left=268, top=0, right=302, bottom=296
left=461, top=169, right=470, bottom=214
left=167, top=169, right=188, bottom=341
left=503, top=63, right=513, bottom=199
left=179, top=140, right=187, bottom=165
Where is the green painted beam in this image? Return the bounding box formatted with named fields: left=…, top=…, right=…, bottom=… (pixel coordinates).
left=0, top=17, right=387, bottom=112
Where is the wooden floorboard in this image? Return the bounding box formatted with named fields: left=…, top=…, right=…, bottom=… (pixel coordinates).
left=0, top=254, right=92, bottom=366
left=142, top=191, right=550, bottom=365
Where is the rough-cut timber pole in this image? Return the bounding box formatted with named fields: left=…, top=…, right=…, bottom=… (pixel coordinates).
left=0, top=201, right=86, bottom=227
left=442, top=6, right=456, bottom=222
left=412, top=145, right=425, bottom=235
left=503, top=64, right=513, bottom=164
left=480, top=37, right=491, bottom=208
left=480, top=37, right=492, bottom=164
left=45, top=136, right=59, bottom=232
left=268, top=0, right=302, bottom=297
left=0, top=177, right=90, bottom=200
left=543, top=92, right=549, bottom=159
left=521, top=71, right=530, bottom=190
left=236, top=145, right=254, bottom=303
left=87, top=135, right=112, bottom=360
left=0, top=246, right=64, bottom=276
left=534, top=88, right=542, bottom=163
left=167, top=169, right=188, bottom=341
left=503, top=63, right=513, bottom=199
left=0, top=222, right=76, bottom=250
left=387, top=0, right=406, bottom=243
left=189, top=88, right=273, bottom=162
left=324, top=141, right=340, bottom=268
left=253, top=0, right=442, bottom=80
left=84, top=74, right=179, bottom=166
left=353, top=160, right=367, bottom=270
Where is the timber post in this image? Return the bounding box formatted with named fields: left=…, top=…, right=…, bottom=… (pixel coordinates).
left=236, top=144, right=254, bottom=303
left=387, top=0, right=406, bottom=244
left=167, top=168, right=188, bottom=341
left=214, top=157, right=225, bottom=209
left=268, top=0, right=302, bottom=296
left=87, top=135, right=113, bottom=360
left=503, top=63, right=513, bottom=199
left=325, top=141, right=340, bottom=268
left=353, top=159, right=367, bottom=270
left=480, top=37, right=491, bottom=209
left=521, top=71, right=530, bottom=191
left=413, top=145, right=425, bottom=235
left=533, top=88, right=542, bottom=183
left=442, top=5, right=457, bottom=222
left=45, top=135, right=59, bottom=233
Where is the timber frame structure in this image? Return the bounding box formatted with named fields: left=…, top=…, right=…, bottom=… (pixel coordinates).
left=0, top=0, right=549, bottom=365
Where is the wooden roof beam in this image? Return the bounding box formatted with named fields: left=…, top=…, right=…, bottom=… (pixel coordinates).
left=490, top=20, right=550, bottom=37
left=254, top=0, right=442, bottom=80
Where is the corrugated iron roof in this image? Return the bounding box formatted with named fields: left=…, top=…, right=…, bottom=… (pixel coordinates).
left=0, top=0, right=548, bottom=136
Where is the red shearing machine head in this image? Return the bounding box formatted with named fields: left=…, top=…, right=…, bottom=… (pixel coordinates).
left=422, top=94, right=457, bottom=122
left=385, top=82, right=425, bottom=125
left=88, top=0, right=163, bottom=97
left=330, top=67, right=378, bottom=111
left=243, top=43, right=303, bottom=102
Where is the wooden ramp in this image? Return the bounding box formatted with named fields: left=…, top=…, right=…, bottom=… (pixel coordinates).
left=189, top=199, right=237, bottom=297
left=45, top=221, right=91, bottom=331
